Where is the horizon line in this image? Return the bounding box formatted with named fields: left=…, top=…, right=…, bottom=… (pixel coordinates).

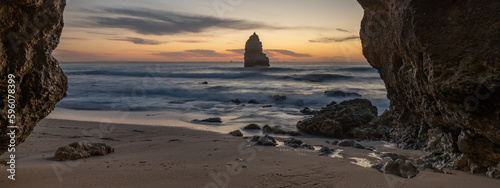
left=59, top=61, right=369, bottom=64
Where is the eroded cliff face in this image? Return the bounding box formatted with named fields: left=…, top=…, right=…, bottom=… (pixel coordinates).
left=0, top=0, right=67, bottom=155
left=358, top=0, right=500, bottom=172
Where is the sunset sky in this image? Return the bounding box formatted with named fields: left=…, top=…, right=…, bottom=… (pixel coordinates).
left=54, top=0, right=366, bottom=63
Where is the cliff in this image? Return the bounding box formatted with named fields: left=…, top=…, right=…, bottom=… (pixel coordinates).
left=244, top=32, right=270, bottom=67
left=0, top=0, right=67, bottom=155
left=358, top=0, right=500, bottom=172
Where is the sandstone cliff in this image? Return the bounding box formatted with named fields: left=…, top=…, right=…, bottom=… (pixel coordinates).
left=0, top=0, right=67, bottom=155
left=244, top=32, right=270, bottom=67
left=358, top=0, right=500, bottom=172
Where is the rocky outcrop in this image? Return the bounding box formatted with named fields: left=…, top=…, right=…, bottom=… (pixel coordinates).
left=324, top=90, right=361, bottom=98
left=192, top=117, right=223, bottom=123
left=262, top=125, right=301, bottom=136
left=283, top=138, right=314, bottom=150
left=243, top=123, right=261, bottom=130
left=229, top=130, right=243, bottom=137
left=358, top=0, right=500, bottom=172
left=250, top=135, right=277, bottom=146
left=487, top=162, right=500, bottom=179
left=372, top=159, right=419, bottom=178
left=244, top=32, right=270, bottom=67
left=296, top=99, right=378, bottom=138
left=0, top=0, right=67, bottom=155
left=55, top=142, right=114, bottom=161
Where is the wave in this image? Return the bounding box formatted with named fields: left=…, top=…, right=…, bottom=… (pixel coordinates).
left=281, top=74, right=354, bottom=82
left=335, top=67, right=378, bottom=72
left=66, top=70, right=369, bottom=83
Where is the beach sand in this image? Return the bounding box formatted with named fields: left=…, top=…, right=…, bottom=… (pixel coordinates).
left=1, top=119, right=498, bottom=188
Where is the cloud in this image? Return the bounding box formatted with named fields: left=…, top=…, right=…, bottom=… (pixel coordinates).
left=84, top=8, right=283, bottom=35
left=154, top=49, right=229, bottom=58
left=53, top=49, right=112, bottom=62
left=309, top=35, right=360, bottom=43
left=336, top=28, right=351, bottom=33
left=266, top=49, right=312, bottom=57
left=226, top=49, right=245, bottom=54
left=108, top=37, right=165, bottom=45
left=185, top=50, right=226, bottom=57
left=62, top=37, right=86, bottom=40
left=174, top=40, right=205, bottom=43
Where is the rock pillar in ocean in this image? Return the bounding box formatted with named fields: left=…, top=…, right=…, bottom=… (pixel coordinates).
left=244, top=32, right=270, bottom=67
left=358, top=0, right=500, bottom=172
left=0, top=0, right=68, bottom=155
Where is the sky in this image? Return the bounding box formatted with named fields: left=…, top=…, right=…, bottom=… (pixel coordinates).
left=54, top=0, right=366, bottom=63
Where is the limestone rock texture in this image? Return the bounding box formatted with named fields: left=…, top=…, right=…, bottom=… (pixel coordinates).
left=0, top=0, right=67, bottom=155
left=55, top=142, right=114, bottom=161
left=357, top=0, right=500, bottom=171
left=244, top=32, right=270, bottom=67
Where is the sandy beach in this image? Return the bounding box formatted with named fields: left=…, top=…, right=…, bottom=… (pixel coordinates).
left=1, top=119, right=498, bottom=188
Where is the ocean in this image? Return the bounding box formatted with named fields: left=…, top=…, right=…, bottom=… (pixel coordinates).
left=52, top=62, right=389, bottom=133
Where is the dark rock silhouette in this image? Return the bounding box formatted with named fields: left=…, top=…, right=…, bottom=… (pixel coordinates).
left=296, top=99, right=378, bottom=138
left=358, top=0, right=500, bottom=173
left=243, top=124, right=261, bottom=130
left=250, top=135, right=277, bottom=146
left=0, top=0, right=67, bottom=155
left=229, top=130, right=243, bottom=137
left=244, top=32, right=270, bottom=67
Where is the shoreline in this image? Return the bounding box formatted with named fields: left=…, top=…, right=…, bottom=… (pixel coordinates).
left=1, top=118, right=498, bottom=187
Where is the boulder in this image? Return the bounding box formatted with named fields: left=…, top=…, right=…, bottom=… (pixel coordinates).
left=283, top=138, right=303, bottom=148
left=338, top=140, right=356, bottom=147
left=230, top=99, right=241, bottom=104
left=358, top=0, right=500, bottom=171
left=319, top=147, right=334, bottom=156
left=296, top=99, right=378, bottom=138
left=379, top=153, right=406, bottom=161
left=244, top=32, right=270, bottom=67
left=324, top=90, right=361, bottom=98
left=372, top=160, right=419, bottom=178
left=352, top=143, right=365, bottom=149
left=262, top=125, right=301, bottom=136
left=272, top=95, right=287, bottom=102
left=299, top=144, right=315, bottom=150
left=0, top=0, right=68, bottom=155
left=229, top=130, right=243, bottom=137
left=55, top=142, right=114, bottom=161
left=193, top=117, right=222, bottom=123
left=248, top=99, right=259, bottom=104
left=300, top=107, right=318, bottom=115
left=486, top=162, right=500, bottom=179
left=250, top=135, right=277, bottom=146
left=243, top=124, right=261, bottom=130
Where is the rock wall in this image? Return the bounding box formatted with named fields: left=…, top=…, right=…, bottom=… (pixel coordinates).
left=244, top=32, right=270, bottom=67
left=0, top=0, right=67, bottom=155
left=357, top=0, right=500, bottom=171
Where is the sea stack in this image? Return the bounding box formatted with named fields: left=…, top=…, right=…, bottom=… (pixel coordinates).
left=244, top=32, right=270, bottom=67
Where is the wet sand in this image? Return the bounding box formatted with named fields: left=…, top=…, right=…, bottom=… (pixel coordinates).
left=0, top=119, right=498, bottom=187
